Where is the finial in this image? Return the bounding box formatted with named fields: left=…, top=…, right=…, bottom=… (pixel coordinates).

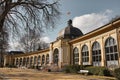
left=68, top=19, right=72, bottom=26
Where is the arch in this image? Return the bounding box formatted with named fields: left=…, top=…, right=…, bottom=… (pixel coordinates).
left=105, top=37, right=119, bottom=68
left=46, top=54, right=49, bottom=64
left=26, top=57, right=29, bottom=66
left=33, top=56, right=37, bottom=65
left=30, top=57, right=33, bottom=66
left=42, top=55, right=45, bottom=65
left=37, top=55, right=41, bottom=65
left=20, top=58, right=22, bottom=66
left=73, top=47, right=79, bottom=65
left=92, top=41, right=101, bottom=66
left=53, top=48, right=59, bottom=65
left=16, top=58, right=19, bottom=66
left=81, top=45, right=89, bottom=65
left=23, top=57, right=26, bottom=66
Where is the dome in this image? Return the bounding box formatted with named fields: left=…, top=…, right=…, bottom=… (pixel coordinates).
left=57, top=20, right=83, bottom=40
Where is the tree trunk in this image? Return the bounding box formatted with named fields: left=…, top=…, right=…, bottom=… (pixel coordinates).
left=0, top=19, right=4, bottom=32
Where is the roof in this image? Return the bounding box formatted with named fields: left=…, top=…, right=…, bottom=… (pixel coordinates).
left=69, top=18, right=120, bottom=44
left=57, top=19, right=83, bottom=40
left=7, top=51, right=24, bottom=55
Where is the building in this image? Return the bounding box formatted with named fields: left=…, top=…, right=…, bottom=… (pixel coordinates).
left=4, top=18, right=120, bottom=70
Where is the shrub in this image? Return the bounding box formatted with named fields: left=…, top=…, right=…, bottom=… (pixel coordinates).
left=64, top=65, right=83, bottom=73
left=5, top=64, right=17, bottom=68
left=85, top=66, right=110, bottom=76
left=114, top=68, right=120, bottom=80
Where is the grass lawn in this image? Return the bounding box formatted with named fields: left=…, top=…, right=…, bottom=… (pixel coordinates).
left=0, top=68, right=116, bottom=80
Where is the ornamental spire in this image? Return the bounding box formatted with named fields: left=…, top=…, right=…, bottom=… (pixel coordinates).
left=67, top=19, right=72, bottom=26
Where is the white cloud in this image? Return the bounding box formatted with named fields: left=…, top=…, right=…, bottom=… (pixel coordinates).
left=9, top=36, right=50, bottom=51
left=9, top=42, right=23, bottom=51
left=73, top=9, right=113, bottom=34
left=41, top=36, right=51, bottom=43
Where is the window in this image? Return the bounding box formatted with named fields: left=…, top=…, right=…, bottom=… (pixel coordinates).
left=26, top=57, right=29, bottom=65
left=105, top=37, right=118, bottom=61
left=92, top=41, right=101, bottom=66
left=53, top=49, right=59, bottom=65
left=42, top=55, right=45, bottom=65
left=20, top=58, right=22, bottom=66
left=46, top=54, right=49, bottom=64
left=30, top=57, right=33, bottom=66
left=105, top=37, right=118, bottom=68
left=82, top=45, right=89, bottom=64
left=34, top=56, right=37, bottom=65
left=23, top=58, right=26, bottom=66
left=37, top=56, right=41, bottom=65
left=16, top=58, right=19, bottom=65
left=73, top=47, right=79, bottom=64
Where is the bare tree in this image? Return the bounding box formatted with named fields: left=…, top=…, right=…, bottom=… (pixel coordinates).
left=0, top=0, right=60, bottom=66
left=19, top=28, right=41, bottom=52
left=0, top=0, right=60, bottom=33
left=37, top=41, right=49, bottom=50
left=19, top=28, right=49, bottom=52
left=0, top=29, right=8, bottom=67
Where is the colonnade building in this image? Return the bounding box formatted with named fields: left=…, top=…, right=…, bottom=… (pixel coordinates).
left=4, top=18, right=120, bottom=70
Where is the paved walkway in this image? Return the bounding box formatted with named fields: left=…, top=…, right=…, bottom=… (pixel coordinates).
left=0, top=68, right=115, bottom=80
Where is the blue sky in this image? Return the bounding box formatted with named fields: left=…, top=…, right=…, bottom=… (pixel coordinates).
left=44, top=0, right=120, bottom=42
left=9, top=0, right=120, bottom=50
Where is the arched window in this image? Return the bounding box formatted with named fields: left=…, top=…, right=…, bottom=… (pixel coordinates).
left=53, top=48, right=59, bottom=65
left=46, top=54, right=49, bottom=64
left=73, top=47, right=79, bottom=65
left=26, top=57, right=29, bottom=66
left=34, top=56, right=37, bottom=65
left=16, top=58, right=19, bottom=65
left=30, top=57, right=33, bottom=66
left=92, top=41, right=101, bottom=66
left=81, top=45, right=89, bottom=65
left=20, top=58, right=22, bottom=66
left=23, top=58, right=26, bottom=66
left=37, top=55, right=41, bottom=65
left=105, top=37, right=118, bottom=68
left=42, top=55, right=45, bottom=65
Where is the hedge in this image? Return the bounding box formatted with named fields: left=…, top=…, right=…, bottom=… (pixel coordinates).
left=114, top=68, right=120, bottom=80
left=85, top=66, right=110, bottom=76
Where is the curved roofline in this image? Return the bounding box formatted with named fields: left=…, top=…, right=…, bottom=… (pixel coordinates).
left=69, top=18, right=120, bottom=44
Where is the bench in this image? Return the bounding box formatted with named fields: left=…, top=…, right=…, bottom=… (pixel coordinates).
left=78, top=70, right=89, bottom=75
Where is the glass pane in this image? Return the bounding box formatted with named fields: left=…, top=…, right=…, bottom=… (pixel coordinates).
left=93, top=56, right=95, bottom=61
left=106, top=55, right=110, bottom=61
left=110, top=38, right=113, bottom=46
left=115, top=53, right=118, bottom=60
left=105, top=48, right=108, bottom=53
left=114, top=46, right=117, bottom=52
left=99, top=50, right=101, bottom=54
left=99, top=56, right=101, bottom=61
left=106, top=40, right=109, bottom=46
left=110, top=46, right=113, bottom=53
left=111, top=54, right=114, bottom=60
left=87, top=52, right=89, bottom=56
left=82, top=58, right=84, bottom=62
left=87, top=57, right=89, bottom=62
left=92, top=51, right=95, bottom=55
left=96, top=56, right=98, bottom=61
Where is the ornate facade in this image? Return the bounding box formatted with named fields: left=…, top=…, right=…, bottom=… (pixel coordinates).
left=4, top=18, right=120, bottom=70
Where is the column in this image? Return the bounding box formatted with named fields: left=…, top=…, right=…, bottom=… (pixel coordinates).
left=59, top=47, right=63, bottom=63
left=59, top=47, right=63, bottom=68
left=14, top=58, right=16, bottom=66
left=101, top=37, right=106, bottom=66
left=49, top=50, right=53, bottom=64
left=88, top=42, right=92, bottom=65
left=79, top=45, right=82, bottom=65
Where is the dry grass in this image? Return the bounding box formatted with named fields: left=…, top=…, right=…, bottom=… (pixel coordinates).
left=0, top=68, right=116, bottom=80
